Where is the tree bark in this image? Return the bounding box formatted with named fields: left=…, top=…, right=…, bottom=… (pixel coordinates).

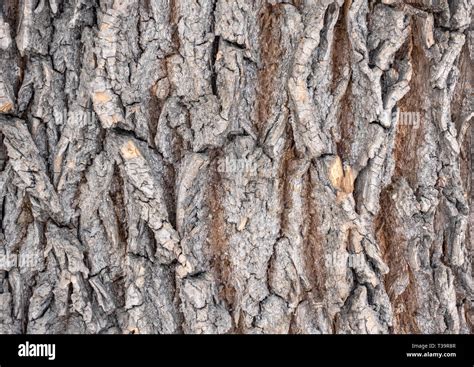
left=0, top=0, right=472, bottom=334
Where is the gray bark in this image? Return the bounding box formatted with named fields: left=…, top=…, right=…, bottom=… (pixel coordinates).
left=0, top=0, right=472, bottom=334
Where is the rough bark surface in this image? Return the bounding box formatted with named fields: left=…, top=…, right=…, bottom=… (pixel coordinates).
left=0, top=0, right=472, bottom=334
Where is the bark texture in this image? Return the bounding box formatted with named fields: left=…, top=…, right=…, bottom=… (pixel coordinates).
left=0, top=0, right=472, bottom=334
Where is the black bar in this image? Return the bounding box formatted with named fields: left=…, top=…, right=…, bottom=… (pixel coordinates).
left=0, top=334, right=472, bottom=364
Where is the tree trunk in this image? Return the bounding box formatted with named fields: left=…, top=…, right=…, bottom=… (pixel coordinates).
left=0, top=0, right=472, bottom=334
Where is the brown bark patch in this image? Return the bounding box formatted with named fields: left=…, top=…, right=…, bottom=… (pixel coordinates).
left=256, top=4, right=283, bottom=138
left=207, top=155, right=236, bottom=317
left=331, top=0, right=350, bottom=93
left=394, top=20, right=429, bottom=188
left=2, top=0, right=20, bottom=31
left=336, top=79, right=354, bottom=163
left=376, top=186, right=420, bottom=333
left=302, top=167, right=326, bottom=302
